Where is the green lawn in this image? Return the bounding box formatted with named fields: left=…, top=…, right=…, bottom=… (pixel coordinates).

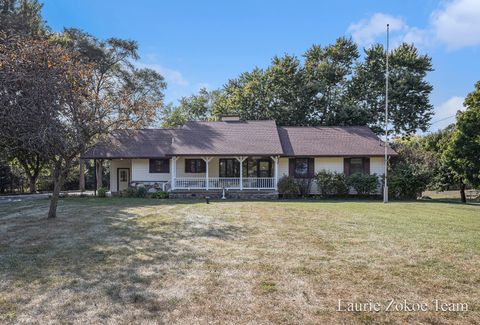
left=0, top=198, right=479, bottom=324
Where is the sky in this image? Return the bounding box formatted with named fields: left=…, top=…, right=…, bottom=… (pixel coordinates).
left=41, top=0, right=480, bottom=131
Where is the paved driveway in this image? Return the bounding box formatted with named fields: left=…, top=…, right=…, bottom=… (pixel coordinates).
left=0, top=191, right=94, bottom=204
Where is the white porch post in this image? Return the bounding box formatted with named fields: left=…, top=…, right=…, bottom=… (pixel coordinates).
left=236, top=156, right=247, bottom=190
left=171, top=156, right=177, bottom=190
left=202, top=157, right=213, bottom=190
left=271, top=156, right=279, bottom=190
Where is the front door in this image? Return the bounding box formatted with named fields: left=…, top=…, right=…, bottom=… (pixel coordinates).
left=118, top=168, right=129, bottom=191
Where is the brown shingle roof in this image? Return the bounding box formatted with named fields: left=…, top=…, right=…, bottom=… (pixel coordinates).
left=83, top=121, right=397, bottom=159
left=278, top=126, right=397, bottom=156
left=82, top=129, right=175, bottom=159
left=170, top=120, right=284, bottom=156
left=83, top=120, right=284, bottom=158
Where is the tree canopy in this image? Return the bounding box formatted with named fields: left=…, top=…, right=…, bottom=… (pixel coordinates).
left=163, top=38, right=434, bottom=135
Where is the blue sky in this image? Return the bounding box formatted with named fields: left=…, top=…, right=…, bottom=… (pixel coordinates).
left=42, top=0, right=480, bottom=131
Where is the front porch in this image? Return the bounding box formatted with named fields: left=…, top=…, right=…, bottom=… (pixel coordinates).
left=170, top=156, right=279, bottom=191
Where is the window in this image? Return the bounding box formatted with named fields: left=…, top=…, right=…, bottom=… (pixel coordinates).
left=294, top=158, right=309, bottom=178
left=185, top=159, right=206, bottom=173
left=119, top=170, right=128, bottom=182
left=245, top=158, right=273, bottom=177
left=349, top=158, right=364, bottom=175
left=219, top=159, right=240, bottom=177
left=344, top=157, right=369, bottom=176
left=149, top=159, right=170, bottom=173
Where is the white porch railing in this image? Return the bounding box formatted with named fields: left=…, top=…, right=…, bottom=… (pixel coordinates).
left=174, top=177, right=275, bottom=190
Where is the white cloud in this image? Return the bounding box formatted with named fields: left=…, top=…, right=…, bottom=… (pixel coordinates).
left=431, top=96, right=465, bottom=130
left=137, top=62, right=188, bottom=87
left=431, top=0, right=480, bottom=50
left=348, top=0, right=480, bottom=50
left=347, top=13, right=406, bottom=47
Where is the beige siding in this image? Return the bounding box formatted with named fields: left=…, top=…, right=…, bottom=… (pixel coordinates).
left=370, top=157, right=384, bottom=194
left=131, top=159, right=171, bottom=182
left=370, top=157, right=384, bottom=176
left=278, top=158, right=289, bottom=178
left=110, top=159, right=132, bottom=192
left=280, top=156, right=383, bottom=195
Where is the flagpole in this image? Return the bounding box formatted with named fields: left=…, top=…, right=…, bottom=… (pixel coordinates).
left=383, top=24, right=389, bottom=203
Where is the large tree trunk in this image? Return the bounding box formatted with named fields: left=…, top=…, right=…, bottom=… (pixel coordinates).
left=460, top=181, right=467, bottom=204
left=28, top=175, right=37, bottom=193
left=79, top=159, right=85, bottom=192
left=96, top=159, right=103, bottom=190
left=48, top=160, right=68, bottom=219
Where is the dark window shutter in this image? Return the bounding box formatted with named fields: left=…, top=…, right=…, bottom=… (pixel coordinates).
left=343, top=158, right=351, bottom=176
left=308, top=158, right=315, bottom=177
left=289, top=158, right=295, bottom=177
left=363, top=157, right=370, bottom=174
left=149, top=159, right=154, bottom=173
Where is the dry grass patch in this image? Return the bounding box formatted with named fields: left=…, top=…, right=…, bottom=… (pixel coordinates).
left=0, top=197, right=478, bottom=324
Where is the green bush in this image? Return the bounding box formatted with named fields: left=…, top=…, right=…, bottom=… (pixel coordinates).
left=347, top=173, right=379, bottom=196
left=295, top=178, right=314, bottom=197
left=150, top=191, right=169, bottom=199
left=97, top=187, right=108, bottom=198
left=277, top=176, right=300, bottom=198
left=315, top=170, right=349, bottom=197
left=136, top=186, right=148, bottom=198
left=123, top=187, right=137, bottom=198
left=332, top=173, right=349, bottom=196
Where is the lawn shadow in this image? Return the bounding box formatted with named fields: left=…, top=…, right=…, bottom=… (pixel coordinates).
left=0, top=199, right=247, bottom=322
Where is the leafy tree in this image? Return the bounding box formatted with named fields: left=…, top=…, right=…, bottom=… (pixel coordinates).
left=162, top=88, right=219, bottom=128
left=351, top=43, right=434, bottom=134
left=52, top=29, right=166, bottom=188
left=214, top=54, right=309, bottom=125
left=170, top=39, right=433, bottom=135
left=0, top=0, right=47, bottom=38
left=303, top=37, right=361, bottom=126
left=0, top=35, right=166, bottom=218
left=444, top=81, right=480, bottom=202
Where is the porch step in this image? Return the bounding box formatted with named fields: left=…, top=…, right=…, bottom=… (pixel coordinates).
left=170, top=189, right=278, bottom=200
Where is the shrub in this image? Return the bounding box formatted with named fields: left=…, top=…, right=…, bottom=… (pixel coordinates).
left=347, top=173, right=379, bottom=196
left=150, top=191, right=169, bottom=199
left=136, top=186, right=148, bottom=198
left=315, top=170, right=335, bottom=196
left=315, top=170, right=349, bottom=197
left=97, top=187, right=108, bottom=198
left=123, top=187, right=137, bottom=198
left=332, top=172, right=349, bottom=196
left=389, top=161, right=432, bottom=200
left=295, top=178, right=314, bottom=197
left=277, top=176, right=300, bottom=198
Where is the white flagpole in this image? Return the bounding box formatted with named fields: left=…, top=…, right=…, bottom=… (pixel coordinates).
left=383, top=24, right=389, bottom=203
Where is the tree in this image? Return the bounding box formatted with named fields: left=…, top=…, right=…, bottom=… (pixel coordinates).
left=52, top=29, right=166, bottom=190
left=0, top=35, right=166, bottom=218
left=162, top=88, right=219, bottom=128
left=389, top=136, right=438, bottom=199
left=351, top=43, right=434, bottom=134
left=303, top=37, right=361, bottom=126
left=444, top=81, right=480, bottom=202
left=214, top=54, right=310, bottom=126
left=169, top=39, right=433, bottom=135
left=0, top=0, right=47, bottom=38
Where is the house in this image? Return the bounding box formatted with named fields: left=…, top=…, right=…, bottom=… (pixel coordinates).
left=82, top=117, right=396, bottom=198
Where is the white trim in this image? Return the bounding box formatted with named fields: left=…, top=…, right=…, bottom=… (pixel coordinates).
left=236, top=156, right=247, bottom=191
left=270, top=156, right=279, bottom=191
